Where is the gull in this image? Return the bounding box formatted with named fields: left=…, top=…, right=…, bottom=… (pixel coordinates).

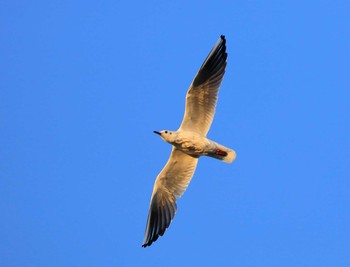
left=142, top=35, right=236, bottom=247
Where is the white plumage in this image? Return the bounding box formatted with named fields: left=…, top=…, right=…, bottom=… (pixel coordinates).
left=142, top=35, right=236, bottom=247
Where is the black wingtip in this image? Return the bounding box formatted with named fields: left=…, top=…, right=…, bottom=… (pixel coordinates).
left=192, top=35, right=228, bottom=87
left=142, top=191, right=177, bottom=248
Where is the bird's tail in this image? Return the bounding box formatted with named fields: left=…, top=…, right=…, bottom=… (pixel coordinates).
left=206, top=142, right=236, bottom=163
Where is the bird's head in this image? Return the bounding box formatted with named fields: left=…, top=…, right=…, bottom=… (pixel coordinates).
left=153, top=130, right=176, bottom=143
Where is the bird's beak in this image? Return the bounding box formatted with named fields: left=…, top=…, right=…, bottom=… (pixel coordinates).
left=153, top=131, right=161, bottom=135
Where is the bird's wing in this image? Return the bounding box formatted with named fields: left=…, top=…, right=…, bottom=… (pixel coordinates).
left=178, top=35, right=227, bottom=136
left=142, top=148, right=198, bottom=247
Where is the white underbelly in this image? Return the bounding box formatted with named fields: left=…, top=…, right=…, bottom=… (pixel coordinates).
left=172, top=132, right=216, bottom=157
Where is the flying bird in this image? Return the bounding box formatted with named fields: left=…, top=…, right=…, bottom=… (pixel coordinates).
left=142, top=35, right=236, bottom=247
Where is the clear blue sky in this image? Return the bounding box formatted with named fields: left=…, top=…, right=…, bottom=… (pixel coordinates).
left=1, top=0, right=350, bottom=266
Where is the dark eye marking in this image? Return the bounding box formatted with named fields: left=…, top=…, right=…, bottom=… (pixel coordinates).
left=165, top=131, right=168, bottom=134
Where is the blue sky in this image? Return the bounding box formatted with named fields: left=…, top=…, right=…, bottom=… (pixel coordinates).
left=1, top=0, right=350, bottom=266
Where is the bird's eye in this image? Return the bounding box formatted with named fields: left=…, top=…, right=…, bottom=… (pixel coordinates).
left=165, top=131, right=168, bottom=134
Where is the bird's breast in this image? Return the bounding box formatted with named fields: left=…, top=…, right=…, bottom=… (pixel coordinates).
left=171, top=132, right=212, bottom=157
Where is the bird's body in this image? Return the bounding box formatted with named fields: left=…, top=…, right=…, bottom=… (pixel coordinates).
left=155, top=130, right=236, bottom=162
left=142, top=35, right=236, bottom=247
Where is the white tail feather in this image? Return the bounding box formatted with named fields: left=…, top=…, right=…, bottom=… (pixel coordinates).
left=222, top=149, right=236, bottom=163
left=207, top=142, right=236, bottom=163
